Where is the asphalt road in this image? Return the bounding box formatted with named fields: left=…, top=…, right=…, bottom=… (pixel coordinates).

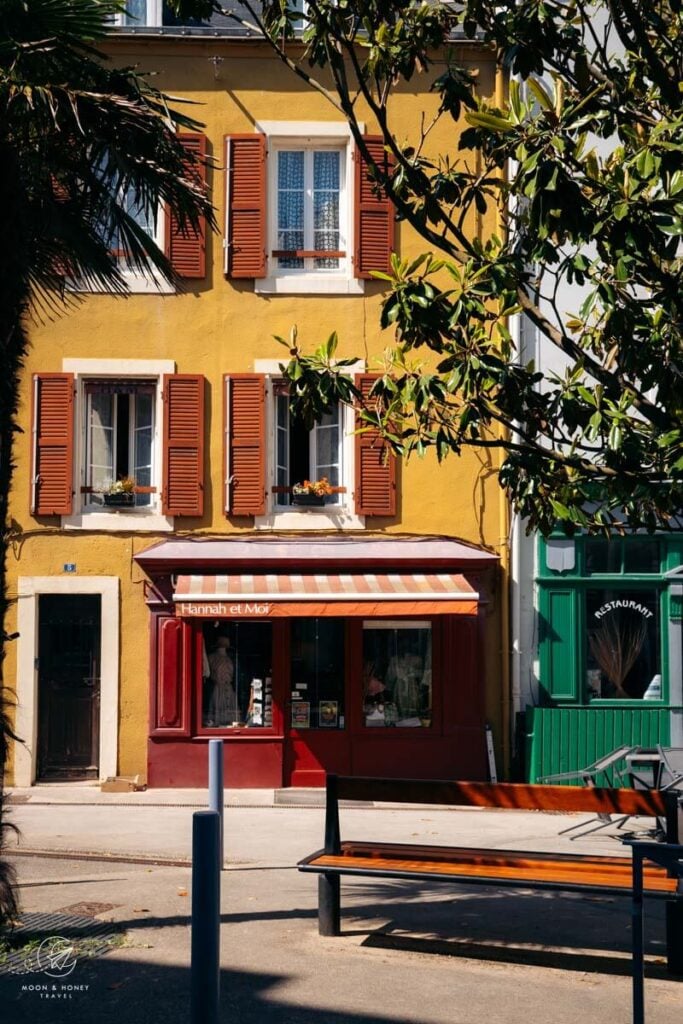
left=1, top=798, right=681, bottom=1023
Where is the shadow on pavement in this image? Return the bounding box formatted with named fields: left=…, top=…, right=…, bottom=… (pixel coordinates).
left=0, top=960, right=439, bottom=1024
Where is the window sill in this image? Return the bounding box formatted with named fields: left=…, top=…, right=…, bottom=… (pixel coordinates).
left=68, top=271, right=175, bottom=295
left=255, top=275, right=364, bottom=296
left=62, top=510, right=174, bottom=532
left=254, top=509, right=365, bottom=531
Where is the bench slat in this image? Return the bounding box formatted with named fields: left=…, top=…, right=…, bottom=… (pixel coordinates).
left=301, top=847, right=678, bottom=895
left=335, top=778, right=668, bottom=817
left=340, top=841, right=667, bottom=877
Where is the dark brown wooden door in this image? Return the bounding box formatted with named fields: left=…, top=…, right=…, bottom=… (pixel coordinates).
left=38, top=595, right=101, bottom=780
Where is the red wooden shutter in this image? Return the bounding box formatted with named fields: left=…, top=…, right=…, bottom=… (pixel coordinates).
left=225, top=134, right=267, bottom=278
left=225, top=374, right=266, bottom=515
left=354, top=135, right=395, bottom=279
left=354, top=373, right=396, bottom=516
left=162, top=374, right=205, bottom=516
left=31, top=373, right=74, bottom=516
left=166, top=133, right=208, bottom=279
left=150, top=616, right=191, bottom=736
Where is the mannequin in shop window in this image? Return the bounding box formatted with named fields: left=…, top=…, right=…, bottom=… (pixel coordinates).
left=386, top=645, right=424, bottom=721
left=205, top=632, right=238, bottom=727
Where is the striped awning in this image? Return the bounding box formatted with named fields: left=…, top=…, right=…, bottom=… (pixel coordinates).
left=173, top=573, right=478, bottom=618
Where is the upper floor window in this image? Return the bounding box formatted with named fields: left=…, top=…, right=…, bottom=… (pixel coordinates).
left=31, top=363, right=204, bottom=530
left=114, top=1, right=209, bottom=28
left=273, top=145, right=347, bottom=277
left=108, top=188, right=163, bottom=279
left=75, top=134, right=207, bottom=293
left=274, top=384, right=343, bottom=509
left=224, top=370, right=396, bottom=526
left=84, top=381, right=155, bottom=510
left=225, top=124, right=395, bottom=294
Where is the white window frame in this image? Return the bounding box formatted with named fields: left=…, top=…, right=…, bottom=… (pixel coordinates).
left=252, top=359, right=366, bottom=531
left=273, top=391, right=344, bottom=511
left=272, top=144, right=347, bottom=276
left=254, top=121, right=365, bottom=296
left=70, top=182, right=173, bottom=295
left=83, top=383, right=156, bottom=510
left=61, top=359, right=175, bottom=532
left=113, top=0, right=163, bottom=27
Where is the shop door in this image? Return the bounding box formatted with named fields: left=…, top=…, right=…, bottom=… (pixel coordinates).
left=38, top=595, right=101, bottom=780
left=284, top=618, right=351, bottom=786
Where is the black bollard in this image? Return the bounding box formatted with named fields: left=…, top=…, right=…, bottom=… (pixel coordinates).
left=191, top=810, right=221, bottom=1024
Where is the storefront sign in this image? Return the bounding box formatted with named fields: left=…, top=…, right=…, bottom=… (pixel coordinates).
left=177, top=601, right=272, bottom=618
left=594, top=600, right=654, bottom=620
left=177, top=598, right=479, bottom=619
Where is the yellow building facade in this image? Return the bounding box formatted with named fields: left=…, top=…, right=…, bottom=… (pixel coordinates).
left=6, top=21, right=507, bottom=788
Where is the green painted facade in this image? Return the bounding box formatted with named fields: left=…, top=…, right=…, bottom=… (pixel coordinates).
left=525, top=535, right=683, bottom=784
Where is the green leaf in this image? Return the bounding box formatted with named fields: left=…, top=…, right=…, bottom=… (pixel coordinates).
left=527, top=77, right=554, bottom=112
left=464, top=111, right=514, bottom=133
left=615, top=257, right=629, bottom=282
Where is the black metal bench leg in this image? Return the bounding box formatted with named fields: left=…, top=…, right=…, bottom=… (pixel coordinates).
left=318, top=873, right=340, bottom=936
left=666, top=899, right=683, bottom=975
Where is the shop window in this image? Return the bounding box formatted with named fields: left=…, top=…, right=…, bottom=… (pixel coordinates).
left=202, top=621, right=273, bottom=729
left=586, top=589, right=661, bottom=701
left=290, top=619, right=345, bottom=729
left=274, top=385, right=343, bottom=508
left=362, top=621, right=432, bottom=727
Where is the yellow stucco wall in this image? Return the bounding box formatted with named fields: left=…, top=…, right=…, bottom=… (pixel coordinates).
left=4, top=38, right=508, bottom=783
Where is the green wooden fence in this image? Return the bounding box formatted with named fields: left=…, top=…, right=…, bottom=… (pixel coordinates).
left=525, top=706, right=671, bottom=786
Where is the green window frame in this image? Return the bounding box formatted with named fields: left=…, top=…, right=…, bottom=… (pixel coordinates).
left=538, top=535, right=674, bottom=706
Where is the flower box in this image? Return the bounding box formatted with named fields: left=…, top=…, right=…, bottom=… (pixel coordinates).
left=103, top=492, right=136, bottom=508
left=292, top=493, right=325, bottom=507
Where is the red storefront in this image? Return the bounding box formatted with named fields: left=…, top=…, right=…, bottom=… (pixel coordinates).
left=134, top=537, right=498, bottom=787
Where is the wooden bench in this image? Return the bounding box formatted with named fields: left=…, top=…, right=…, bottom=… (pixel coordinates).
left=298, top=775, right=683, bottom=973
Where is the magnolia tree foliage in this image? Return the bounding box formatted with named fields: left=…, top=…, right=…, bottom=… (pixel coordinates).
left=176, top=0, right=683, bottom=536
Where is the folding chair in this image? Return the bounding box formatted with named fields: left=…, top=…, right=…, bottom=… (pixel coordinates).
left=622, top=747, right=683, bottom=838
left=657, top=746, right=683, bottom=793
left=539, top=744, right=634, bottom=839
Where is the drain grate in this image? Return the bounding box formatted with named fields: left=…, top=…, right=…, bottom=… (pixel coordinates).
left=0, top=910, right=123, bottom=976
left=56, top=902, right=118, bottom=918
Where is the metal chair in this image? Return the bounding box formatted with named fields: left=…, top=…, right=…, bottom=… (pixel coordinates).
left=656, top=746, right=683, bottom=793
left=617, top=746, right=683, bottom=839
left=539, top=744, right=634, bottom=839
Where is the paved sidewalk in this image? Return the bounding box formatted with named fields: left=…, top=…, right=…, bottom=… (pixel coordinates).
left=1, top=787, right=681, bottom=1024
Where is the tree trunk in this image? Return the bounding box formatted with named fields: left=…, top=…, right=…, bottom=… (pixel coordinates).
left=0, top=141, right=31, bottom=927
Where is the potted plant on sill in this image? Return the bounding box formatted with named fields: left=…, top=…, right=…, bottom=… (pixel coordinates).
left=291, top=477, right=333, bottom=507
left=103, top=476, right=136, bottom=508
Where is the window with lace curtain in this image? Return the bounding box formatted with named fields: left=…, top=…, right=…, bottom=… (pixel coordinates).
left=274, top=145, right=346, bottom=275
